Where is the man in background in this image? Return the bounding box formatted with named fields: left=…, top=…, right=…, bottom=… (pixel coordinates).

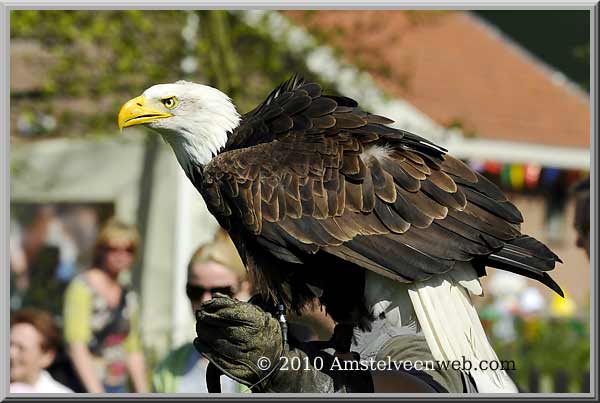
left=572, top=177, right=590, bottom=258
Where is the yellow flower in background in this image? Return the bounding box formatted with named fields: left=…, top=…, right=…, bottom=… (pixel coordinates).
left=551, top=291, right=576, bottom=318
left=523, top=318, right=541, bottom=342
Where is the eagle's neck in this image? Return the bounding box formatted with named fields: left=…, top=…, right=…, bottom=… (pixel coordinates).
left=162, top=128, right=228, bottom=176
left=159, top=107, right=241, bottom=176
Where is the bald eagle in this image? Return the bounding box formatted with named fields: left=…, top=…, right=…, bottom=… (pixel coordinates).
left=118, top=76, right=562, bottom=393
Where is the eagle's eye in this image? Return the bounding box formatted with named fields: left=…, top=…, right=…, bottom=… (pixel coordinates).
left=161, top=96, right=178, bottom=109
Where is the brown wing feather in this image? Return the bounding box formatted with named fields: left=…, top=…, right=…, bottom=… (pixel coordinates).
left=198, top=78, right=561, bottom=307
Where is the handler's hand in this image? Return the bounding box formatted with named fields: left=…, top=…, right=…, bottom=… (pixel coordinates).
left=193, top=294, right=283, bottom=386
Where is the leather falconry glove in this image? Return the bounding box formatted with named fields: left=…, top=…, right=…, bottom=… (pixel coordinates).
left=193, top=294, right=373, bottom=393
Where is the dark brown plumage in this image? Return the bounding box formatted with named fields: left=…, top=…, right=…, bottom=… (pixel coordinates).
left=195, top=76, right=562, bottom=326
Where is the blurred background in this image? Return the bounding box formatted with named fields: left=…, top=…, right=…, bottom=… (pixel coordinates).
left=9, top=10, right=590, bottom=393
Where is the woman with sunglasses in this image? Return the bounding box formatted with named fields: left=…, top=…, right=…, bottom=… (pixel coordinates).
left=153, top=229, right=251, bottom=393
left=63, top=219, right=148, bottom=393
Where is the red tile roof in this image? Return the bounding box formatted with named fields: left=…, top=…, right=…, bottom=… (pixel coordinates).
left=283, top=11, right=590, bottom=148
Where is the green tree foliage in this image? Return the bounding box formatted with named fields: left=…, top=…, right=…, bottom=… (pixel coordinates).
left=11, top=11, right=187, bottom=96
left=10, top=10, right=309, bottom=138
left=474, top=10, right=590, bottom=92
left=492, top=316, right=590, bottom=392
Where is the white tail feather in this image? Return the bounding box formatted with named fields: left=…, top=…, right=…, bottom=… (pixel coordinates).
left=408, top=264, right=518, bottom=393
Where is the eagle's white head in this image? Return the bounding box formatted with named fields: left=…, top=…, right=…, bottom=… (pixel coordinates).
left=118, top=81, right=240, bottom=173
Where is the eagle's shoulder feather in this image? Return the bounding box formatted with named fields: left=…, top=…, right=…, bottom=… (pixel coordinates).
left=198, top=77, right=561, bottom=300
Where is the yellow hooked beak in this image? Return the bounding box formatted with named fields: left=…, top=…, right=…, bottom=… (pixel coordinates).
left=118, top=95, right=172, bottom=130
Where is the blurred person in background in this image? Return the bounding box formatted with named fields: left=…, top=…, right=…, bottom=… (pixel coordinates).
left=12, top=206, right=66, bottom=317
left=153, top=229, right=251, bottom=393
left=63, top=219, right=148, bottom=393
left=572, top=176, right=590, bottom=259
left=10, top=308, right=73, bottom=393
left=10, top=219, right=29, bottom=311
left=10, top=205, right=101, bottom=314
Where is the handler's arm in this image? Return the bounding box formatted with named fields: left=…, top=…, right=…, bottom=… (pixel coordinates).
left=194, top=295, right=439, bottom=393
left=371, top=370, right=436, bottom=392
left=260, top=349, right=440, bottom=393
left=256, top=346, right=438, bottom=393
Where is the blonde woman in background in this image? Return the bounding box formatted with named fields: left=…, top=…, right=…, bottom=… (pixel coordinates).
left=63, top=219, right=148, bottom=393
left=153, top=229, right=251, bottom=393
